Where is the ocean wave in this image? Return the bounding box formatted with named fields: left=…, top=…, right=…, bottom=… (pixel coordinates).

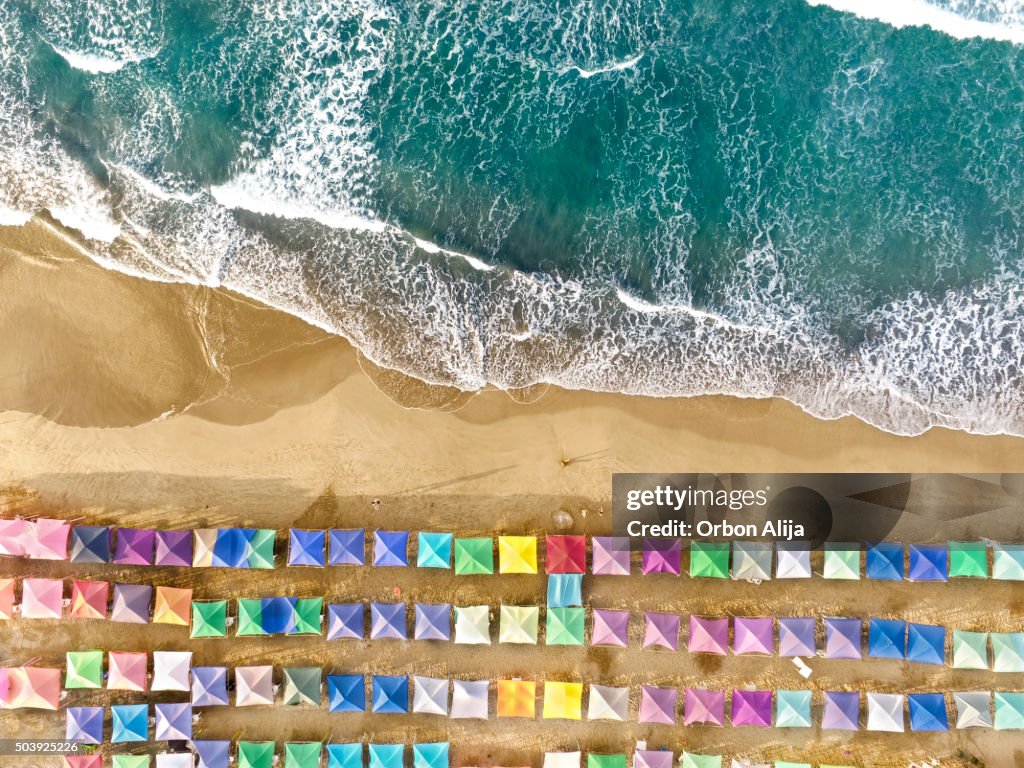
left=805, top=0, right=1024, bottom=44
left=566, top=52, right=645, bottom=78
left=46, top=42, right=158, bottom=73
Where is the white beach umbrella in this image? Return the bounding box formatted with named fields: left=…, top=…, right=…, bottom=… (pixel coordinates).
left=732, top=542, right=772, bottom=581
left=954, top=691, right=993, bottom=729
left=867, top=692, right=905, bottom=732
left=156, top=755, right=193, bottom=768
left=499, top=605, right=539, bottom=644
left=775, top=546, right=811, bottom=579
left=543, top=753, right=581, bottom=768
left=413, top=676, right=449, bottom=716
left=450, top=679, right=489, bottom=719
left=454, top=605, right=490, bottom=645
left=587, top=684, right=628, bottom=721
left=151, top=651, right=192, bottom=692
left=235, top=666, right=275, bottom=706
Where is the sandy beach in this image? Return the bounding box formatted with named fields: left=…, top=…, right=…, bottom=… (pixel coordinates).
left=2, top=217, right=1024, bottom=767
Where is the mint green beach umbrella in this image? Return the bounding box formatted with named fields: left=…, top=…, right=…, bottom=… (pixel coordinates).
left=775, top=762, right=811, bottom=768
left=587, top=754, right=626, bottom=768
left=191, top=600, right=227, bottom=638
left=454, top=537, right=494, bottom=575
left=952, top=630, right=989, bottom=669
left=247, top=529, right=276, bottom=569
left=824, top=544, right=860, bottom=579
left=949, top=541, right=988, bottom=578
left=239, top=742, right=275, bottom=768
left=993, top=544, right=1024, bottom=580
left=994, top=692, right=1024, bottom=730
left=285, top=742, right=322, bottom=768
left=546, top=607, right=585, bottom=645
left=112, top=757, right=150, bottom=768
left=65, top=650, right=103, bottom=689
left=689, top=542, right=729, bottom=578
left=776, top=690, right=812, bottom=728
left=237, top=598, right=267, bottom=636
left=680, top=754, right=721, bottom=768
left=291, top=597, right=323, bottom=635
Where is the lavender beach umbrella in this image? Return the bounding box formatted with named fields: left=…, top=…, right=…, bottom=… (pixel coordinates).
left=642, top=538, right=681, bottom=575
left=414, top=603, right=451, bottom=641
left=155, top=530, right=192, bottom=566
left=643, top=612, right=680, bottom=651
left=822, top=691, right=860, bottom=730
left=684, top=688, right=726, bottom=726
left=111, top=583, right=152, bottom=623
left=591, top=537, right=630, bottom=575
left=639, top=686, right=678, bottom=725
left=825, top=618, right=863, bottom=659
left=733, top=617, right=773, bottom=655
left=689, top=615, right=729, bottom=655
left=778, top=618, right=816, bottom=657
left=327, top=603, right=364, bottom=640
left=591, top=609, right=629, bottom=648
left=154, top=702, right=192, bottom=741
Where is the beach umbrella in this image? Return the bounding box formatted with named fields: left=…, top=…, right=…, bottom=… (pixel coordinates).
left=154, top=529, right=192, bottom=566
left=65, top=706, right=103, bottom=744
left=994, top=693, right=1024, bottom=730
left=773, top=763, right=809, bottom=768
left=329, top=528, right=365, bottom=565
left=110, top=583, right=151, bottom=623
left=327, top=744, right=363, bottom=768
left=866, top=692, right=904, bottom=732
left=0, top=518, right=27, bottom=556
left=775, top=543, right=811, bottom=578
left=587, top=755, right=626, bottom=768
left=498, top=535, right=538, bottom=574
left=192, top=529, right=218, bottom=567
left=866, top=542, right=903, bottom=581
left=684, top=688, right=725, bottom=726
left=412, top=743, right=449, bottom=768
left=543, top=753, right=580, bottom=768
left=153, top=586, right=191, bottom=626
left=993, top=543, right=1024, bottom=580
left=65, top=650, right=103, bottom=689
left=291, top=597, right=323, bottom=635
left=732, top=541, right=772, bottom=581
left=70, top=580, right=108, bottom=620
left=417, top=532, right=453, bottom=569
left=731, top=690, right=772, bottom=726
left=64, top=758, right=102, bottom=768
left=0, top=578, right=14, bottom=620
left=108, top=651, right=147, bottom=691
left=154, top=702, right=192, bottom=740
left=371, top=674, right=409, bottom=714
left=542, top=680, right=582, bottom=720
left=497, top=679, right=536, bottom=718
left=111, top=703, right=148, bottom=742
left=634, top=751, right=673, bottom=768
left=454, top=605, right=490, bottom=645
left=643, top=611, right=680, bottom=651
left=591, top=536, right=630, bottom=575
left=367, top=745, right=403, bottom=768
left=191, top=600, right=228, bottom=638
left=21, top=578, right=63, bottom=619
left=591, top=608, right=629, bottom=648
left=949, top=541, right=987, bottom=578
left=450, top=679, right=489, bottom=719
left=414, top=602, right=451, bottom=641
left=236, top=598, right=267, bottom=636
left=112, top=757, right=150, bottom=768
left=283, top=667, right=322, bottom=706
left=114, top=528, right=155, bottom=565
left=288, top=529, right=325, bottom=567
left=195, top=740, right=231, bottom=768
left=823, top=543, right=860, bottom=579
left=27, top=518, right=70, bottom=560
left=546, top=535, right=586, bottom=574
left=868, top=619, right=907, bottom=660
left=245, top=528, right=276, bottom=569
left=822, top=691, right=859, bottom=730
left=689, top=615, right=729, bottom=655
left=954, top=691, right=992, bottom=729
left=908, top=693, right=949, bottom=732
left=192, top=666, right=229, bottom=706
left=155, top=756, right=192, bottom=768
left=69, top=526, right=111, bottom=564
left=238, top=742, right=276, bottom=768
left=212, top=528, right=250, bottom=568
left=152, top=651, right=191, bottom=691
left=328, top=674, right=366, bottom=712
left=547, top=574, right=582, bottom=608
left=639, top=685, right=678, bottom=725
left=261, top=596, right=297, bottom=634
left=0, top=667, right=60, bottom=709
left=680, top=755, right=721, bottom=768
left=908, top=544, right=948, bottom=581
left=499, top=605, right=538, bottom=644
left=691, top=542, right=729, bottom=579
left=546, top=607, right=585, bottom=645
left=327, top=602, right=364, bottom=639
left=953, top=631, right=989, bottom=670
left=778, top=617, right=815, bottom=657
left=412, top=675, right=449, bottom=716
left=992, top=632, right=1024, bottom=672
left=371, top=601, right=407, bottom=640
left=587, top=684, right=627, bottom=721
left=373, top=530, right=409, bottom=567
left=453, top=537, right=494, bottom=574
left=775, top=690, right=812, bottom=728
left=824, top=618, right=862, bottom=659
left=733, top=617, right=773, bottom=655
left=641, top=537, right=680, bottom=575
left=236, top=665, right=275, bottom=706
left=907, top=623, right=946, bottom=665
left=285, top=743, right=322, bottom=768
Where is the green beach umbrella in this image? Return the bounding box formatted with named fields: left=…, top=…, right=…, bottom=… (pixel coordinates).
left=285, top=742, right=322, bottom=768
left=291, top=597, right=323, bottom=635
left=454, top=537, right=494, bottom=575
left=191, top=600, right=228, bottom=639
left=248, top=529, right=277, bottom=569
left=65, top=650, right=103, bottom=689
left=949, top=542, right=988, bottom=578
left=824, top=544, right=860, bottom=579
left=994, top=692, right=1024, bottom=730
left=689, top=542, right=729, bottom=579
left=775, top=763, right=811, bottom=768
left=237, top=598, right=267, bottom=636
left=993, top=544, right=1024, bottom=580
left=587, top=754, right=626, bottom=768
left=239, top=741, right=276, bottom=768
left=283, top=667, right=322, bottom=706
left=992, top=633, right=1024, bottom=672
left=112, top=757, right=150, bottom=768
left=952, top=630, right=989, bottom=669
left=546, top=607, right=585, bottom=645
left=680, top=754, right=721, bottom=768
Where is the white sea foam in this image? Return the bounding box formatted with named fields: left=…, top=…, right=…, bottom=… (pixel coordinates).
left=412, top=236, right=495, bottom=271
left=0, top=205, right=31, bottom=226
left=569, top=52, right=644, bottom=78
left=47, top=43, right=154, bottom=73
left=806, top=0, right=1024, bottom=44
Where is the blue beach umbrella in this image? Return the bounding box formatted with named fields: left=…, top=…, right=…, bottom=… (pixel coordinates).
left=289, top=529, right=326, bottom=567
left=329, top=529, right=365, bottom=565
left=154, top=702, right=192, bottom=741
left=368, top=745, right=404, bottom=768
left=778, top=617, right=816, bottom=657
left=213, top=528, right=251, bottom=568
left=328, top=744, right=364, bottom=768
left=413, top=743, right=450, bottom=768
left=69, top=526, right=111, bottom=564
left=191, top=666, right=229, bottom=706
left=261, top=596, right=297, bottom=634
left=908, top=545, right=948, bottom=581
left=327, top=603, right=364, bottom=640
left=370, top=602, right=407, bottom=640
left=868, top=619, right=907, bottom=660
left=66, top=706, right=103, bottom=744
left=909, top=693, right=949, bottom=732
left=866, top=542, right=903, bottom=580
left=111, top=704, right=148, bottom=742
left=415, top=603, right=451, bottom=641
left=374, top=531, right=409, bottom=567
left=547, top=574, right=583, bottom=608
left=417, top=532, right=453, bottom=568
left=907, top=623, right=946, bottom=665
left=328, top=675, right=366, bottom=713
left=195, top=741, right=231, bottom=768
left=372, top=675, right=409, bottom=714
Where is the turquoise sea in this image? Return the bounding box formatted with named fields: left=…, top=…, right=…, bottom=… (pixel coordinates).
left=1, top=0, right=1023, bottom=435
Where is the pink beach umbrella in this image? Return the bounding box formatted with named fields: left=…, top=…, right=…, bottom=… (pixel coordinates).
left=26, top=519, right=70, bottom=560
left=0, top=519, right=27, bottom=556
left=688, top=615, right=728, bottom=655
left=21, top=579, right=63, bottom=619
left=733, top=617, right=774, bottom=656
left=684, top=687, right=725, bottom=726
